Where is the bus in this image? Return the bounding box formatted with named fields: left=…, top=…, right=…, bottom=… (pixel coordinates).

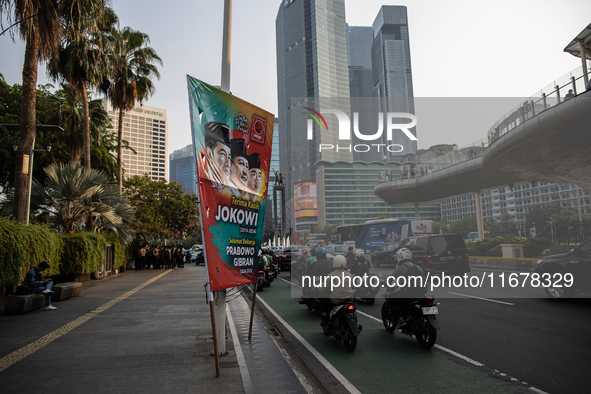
left=336, top=219, right=433, bottom=254
left=466, top=231, right=493, bottom=242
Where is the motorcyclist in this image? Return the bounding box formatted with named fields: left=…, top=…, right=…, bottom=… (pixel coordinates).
left=387, top=248, right=426, bottom=329
left=293, top=248, right=310, bottom=284
left=307, top=247, right=332, bottom=278
left=345, top=246, right=355, bottom=263
left=348, top=249, right=370, bottom=277
left=320, top=255, right=354, bottom=326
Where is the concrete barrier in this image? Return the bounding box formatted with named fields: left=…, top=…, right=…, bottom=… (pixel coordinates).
left=470, top=256, right=538, bottom=272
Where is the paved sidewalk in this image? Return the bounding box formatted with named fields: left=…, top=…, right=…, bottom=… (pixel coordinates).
left=0, top=264, right=301, bottom=393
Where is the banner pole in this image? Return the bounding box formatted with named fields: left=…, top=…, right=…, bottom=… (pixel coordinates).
left=208, top=287, right=221, bottom=377
left=248, top=283, right=258, bottom=341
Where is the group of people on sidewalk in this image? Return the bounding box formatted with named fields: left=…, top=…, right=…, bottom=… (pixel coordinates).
left=136, top=245, right=186, bottom=270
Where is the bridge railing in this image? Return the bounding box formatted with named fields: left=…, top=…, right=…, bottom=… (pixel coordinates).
left=534, top=221, right=591, bottom=245
left=379, top=66, right=590, bottom=184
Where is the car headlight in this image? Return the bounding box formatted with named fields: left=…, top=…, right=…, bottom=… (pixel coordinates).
left=536, top=259, right=544, bottom=266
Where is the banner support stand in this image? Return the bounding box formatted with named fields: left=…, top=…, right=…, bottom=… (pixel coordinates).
left=208, top=286, right=221, bottom=377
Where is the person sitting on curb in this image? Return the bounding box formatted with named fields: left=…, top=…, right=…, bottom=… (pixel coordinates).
left=24, top=261, right=56, bottom=311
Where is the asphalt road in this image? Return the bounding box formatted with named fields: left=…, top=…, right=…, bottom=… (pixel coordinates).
left=278, top=265, right=591, bottom=394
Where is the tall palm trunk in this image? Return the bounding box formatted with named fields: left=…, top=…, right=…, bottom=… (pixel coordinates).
left=117, top=107, right=124, bottom=195
left=14, top=35, right=40, bottom=223
left=82, top=83, right=91, bottom=169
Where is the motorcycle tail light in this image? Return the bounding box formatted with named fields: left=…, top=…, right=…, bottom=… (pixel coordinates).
left=282, top=255, right=286, bottom=259
left=258, top=270, right=264, bottom=274
left=426, top=255, right=433, bottom=263
left=347, top=304, right=356, bottom=311
left=423, top=299, right=434, bottom=306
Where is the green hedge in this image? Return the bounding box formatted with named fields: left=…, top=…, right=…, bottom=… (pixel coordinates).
left=0, top=217, right=129, bottom=287
left=466, top=235, right=551, bottom=258
left=0, top=217, right=62, bottom=287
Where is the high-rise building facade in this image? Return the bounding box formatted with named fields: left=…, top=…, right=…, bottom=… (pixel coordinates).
left=441, top=182, right=590, bottom=236
left=169, top=144, right=196, bottom=194
left=104, top=102, right=168, bottom=181
left=276, top=0, right=352, bottom=233
left=371, top=5, right=417, bottom=157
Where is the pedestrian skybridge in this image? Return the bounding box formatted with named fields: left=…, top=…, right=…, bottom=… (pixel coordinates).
left=374, top=69, right=591, bottom=207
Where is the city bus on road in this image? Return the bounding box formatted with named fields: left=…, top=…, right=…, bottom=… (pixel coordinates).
left=337, top=218, right=433, bottom=255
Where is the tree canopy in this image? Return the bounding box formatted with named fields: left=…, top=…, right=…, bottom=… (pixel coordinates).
left=123, top=175, right=200, bottom=242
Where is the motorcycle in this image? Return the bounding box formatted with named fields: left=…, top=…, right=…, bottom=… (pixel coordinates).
left=381, top=294, right=440, bottom=349
left=299, top=285, right=321, bottom=312
left=322, top=300, right=363, bottom=352
left=352, top=272, right=384, bottom=305
left=256, top=269, right=267, bottom=292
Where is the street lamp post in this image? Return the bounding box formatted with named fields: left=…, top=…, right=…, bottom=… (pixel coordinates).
left=22, top=137, right=51, bottom=224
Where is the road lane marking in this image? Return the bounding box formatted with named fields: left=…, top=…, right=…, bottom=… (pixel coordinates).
left=529, top=387, right=550, bottom=394
left=356, top=309, right=487, bottom=366
left=0, top=270, right=172, bottom=373
left=447, top=292, right=515, bottom=305
left=256, top=295, right=362, bottom=394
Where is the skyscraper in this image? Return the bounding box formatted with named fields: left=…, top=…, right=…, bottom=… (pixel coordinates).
left=276, top=0, right=352, bottom=232
left=169, top=144, right=196, bottom=194
left=371, top=5, right=417, bottom=157
left=104, top=102, right=168, bottom=181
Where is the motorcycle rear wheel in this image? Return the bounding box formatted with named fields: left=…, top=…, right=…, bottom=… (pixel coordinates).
left=343, top=333, right=357, bottom=351
left=381, top=303, right=395, bottom=332
left=256, top=281, right=264, bottom=292
left=415, top=321, right=437, bottom=349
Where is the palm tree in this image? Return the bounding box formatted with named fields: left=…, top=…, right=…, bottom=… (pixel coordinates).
left=47, top=1, right=117, bottom=170
left=30, top=163, right=134, bottom=245
left=0, top=0, right=61, bottom=223
left=105, top=26, right=162, bottom=195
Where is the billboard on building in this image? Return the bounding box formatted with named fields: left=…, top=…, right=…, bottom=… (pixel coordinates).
left=294, top=182, right=317, bottom=217
left=187, top=76, right=274, bottom=291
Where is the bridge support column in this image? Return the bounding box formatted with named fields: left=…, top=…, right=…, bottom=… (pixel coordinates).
left=581, top=41, right=589, bottom=85
left=415, top=202, right=420, bottom=219
left=475, top=191, right=484, bottom=241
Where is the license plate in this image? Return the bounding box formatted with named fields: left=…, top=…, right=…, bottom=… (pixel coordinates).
left=422, top=306, right=438, bottom=315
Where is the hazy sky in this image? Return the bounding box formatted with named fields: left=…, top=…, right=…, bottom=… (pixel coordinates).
left=1, top=0, right=590, bottom=153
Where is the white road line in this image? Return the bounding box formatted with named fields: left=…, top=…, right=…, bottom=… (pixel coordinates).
left=529, top=387, right=550, bottom=394
left=226, top=304, right=255, bottom=394
left=357, top=309, right=486, bottom=367
left=256, top=295, right=362, bottom=394
left=448, top=292, right=515, bottom=305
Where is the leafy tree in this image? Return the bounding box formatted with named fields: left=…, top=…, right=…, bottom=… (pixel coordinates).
left=493, top=213, right=518, bottom=236
left=525, top=204, right=561, bottom=230
left=0, top=0, right=61, bottom=223
left=448, top=213, right=494, bottom=238
left=104, top=27, right=162, bottom=194
left=0, top=78, right=122, bottom=190
left=551, top=209, right=591, bottom=223
left=47, top=1, right=117, bottom=169
left=124, top=175, right=199, bottom=242
left=433, top=220, right=448, bottom=234
left=1, top=163, right=133, bottom=241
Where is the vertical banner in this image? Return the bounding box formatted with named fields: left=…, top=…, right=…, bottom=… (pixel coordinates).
left=187, top=76, right=274, bottom=291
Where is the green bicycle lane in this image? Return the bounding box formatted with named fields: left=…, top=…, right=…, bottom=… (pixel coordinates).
left=256, top=277, right=531, bottom=394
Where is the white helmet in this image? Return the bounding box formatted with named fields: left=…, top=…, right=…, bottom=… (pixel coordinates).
left=354, top=249, right=364, bottom=258
left=333, top=255, right=347, bottom=268
left=395, top=248, right=412, bottom=264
